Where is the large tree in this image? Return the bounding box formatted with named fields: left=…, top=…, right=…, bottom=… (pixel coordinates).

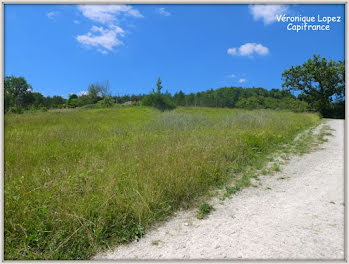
left=282, top=54, right=344, bottom=117
left=4, top=76, right=33, bottom=110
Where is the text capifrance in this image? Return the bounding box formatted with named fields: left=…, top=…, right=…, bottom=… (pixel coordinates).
left=276, top=15, right=342, bottom=32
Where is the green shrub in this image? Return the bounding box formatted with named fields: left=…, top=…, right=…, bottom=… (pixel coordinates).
left=197, top=203, right=213, bottom=219
left=67, top=98, right=78, bottom=108
left=77, top=95, right=92, bottom=107
left=142, top=93, right=176, bottom=112
left=97, top=96, right=114, bottom=108
left=8, top=105, right=23, bottom=114
left=320, top=101, right=345, bottom=119
left=27, top=106, right=38, bottom=113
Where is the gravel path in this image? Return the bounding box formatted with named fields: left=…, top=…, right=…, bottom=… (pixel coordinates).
left=95, top=119, right=345, bottom=260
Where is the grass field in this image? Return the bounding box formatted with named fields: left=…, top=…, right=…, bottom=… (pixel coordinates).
left=4, top=106, right=320, bottom=259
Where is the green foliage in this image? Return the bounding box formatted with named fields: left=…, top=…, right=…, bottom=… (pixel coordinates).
left=8, top=105, right=23, bottom=114
left=173, top=90, right=186, bottom=106
left=5, top=76, right=33, bottom=111
left=30, top=92, right=45, bottom=108
left=69, top=94, right=78, bottom=100
left=77, top=95, right=92, bottom=107
left=97, top=96, right=114, bottom=108
left=173, top=86, right=307, bottom=113
left=324, top=101, right=345, bottom=119
left=67, top=98, right=79, bottom=108
left=156, top=77, right=163, bottom=93
left=5, top=92, right=13, bottom=114
left=197, top=203, right=213, bottom=219
left=142, top=93, right=176, bottom=111
left=282, top=54, right=345, bottom=118
left=50, top=96, right=66, bottom=107
left=87, top=81, right=110, bottom=104
left=272, top=163, right=281, bottom=172
left=142, top=78, right=176, bottom=111
left=225, top=185, right=241, bottom=196
left=87, top=84, right=101, bottom=104
left=236, top=96, right=265, bottom=110
left=133, top=225, right=145, bottom=241
left=236, top=96, right=309, bottom=112
left=224, top=173, right=252, bottom=198
left=4, top=107, right=319, bottom=260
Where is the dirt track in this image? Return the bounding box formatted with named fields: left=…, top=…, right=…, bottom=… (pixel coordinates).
left=96, top=119, right=344, bottom=260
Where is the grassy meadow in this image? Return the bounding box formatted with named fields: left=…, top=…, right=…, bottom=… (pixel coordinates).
left=4, top=106, right=320, bottom=259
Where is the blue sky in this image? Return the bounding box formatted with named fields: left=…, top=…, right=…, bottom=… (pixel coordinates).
left=5, top=4, right=345, bottom=97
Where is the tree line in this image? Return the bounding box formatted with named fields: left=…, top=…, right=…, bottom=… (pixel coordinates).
left=4, top=76, right=66, bottom=113
left=4, top=54, right=345, bottom=118
left=171, top=87, right=309, bottom=112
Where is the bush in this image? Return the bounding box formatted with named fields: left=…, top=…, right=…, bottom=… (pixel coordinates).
left=319, top=101, right=345, bottom=119
left=8, top=105, right=23, bottom=114
left=285, top=98, right=309, bottom=113
left=197, top=202, right=214, bottom=219
left=27, top=106, right=38, bottom=113
left=67, top=98, right=78, bottom=108
left=141, top=93, right=176, bottom=112
left=97, top=96, right=114, bottom=108
left=40, top=107, right=48, bottom=112
left=77, top=95, right=92, bottom=107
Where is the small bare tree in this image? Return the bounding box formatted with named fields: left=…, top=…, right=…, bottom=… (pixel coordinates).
left=99, top=80, right=110, bottom=97
left=87, top=80, right=111, bottom=103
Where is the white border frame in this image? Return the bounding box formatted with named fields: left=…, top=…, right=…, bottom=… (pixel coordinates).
left=0, top=1, right=347, bottom=263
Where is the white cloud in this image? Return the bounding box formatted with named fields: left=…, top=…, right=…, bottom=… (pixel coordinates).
left=157, top=7, right=171, bottom=16
left=227, top=43, right=269, bottom=57
left=227, top=48, right=237, bottom=55
left=239, top=43, right=269, bottom=56
left=76, top=25, right=125, bottom=53
left=230, top=74, right=236, bottom=78
left=75, top=5, right=143, bottom=54
left=249, top=5, right=288, bottom=25
left=79, top=91, right=88, bottom=96
left=239, top=78, right=247, bottom=83
left=77, top=5, right=143, bottom=24
left=47, top=11, right=58, bottom=20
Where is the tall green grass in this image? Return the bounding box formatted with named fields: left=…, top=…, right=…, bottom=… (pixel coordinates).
left=4, top=107, right=320, bottom=259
